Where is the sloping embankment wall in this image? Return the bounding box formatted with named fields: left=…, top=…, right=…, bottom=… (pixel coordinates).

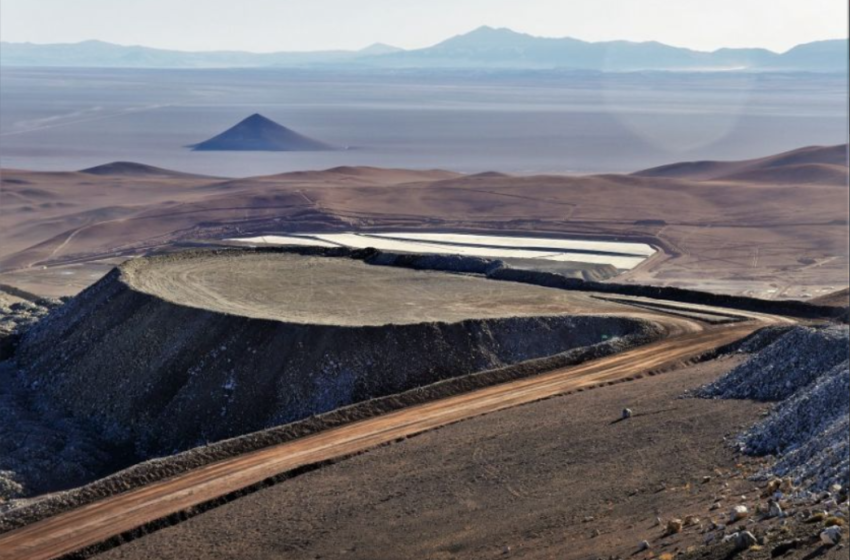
left=15, top=264, right=648, bottom=457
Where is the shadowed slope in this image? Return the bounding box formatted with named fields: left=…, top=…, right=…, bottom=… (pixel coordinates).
left=80, top=162, right=216, bottom=179
left=633, top=144, right=848, bottom=184
left=811, top=288, right=850, bottom=308
left=717, top=163, right=849, bottom=186
left=13, top=250, right=647, bottom=456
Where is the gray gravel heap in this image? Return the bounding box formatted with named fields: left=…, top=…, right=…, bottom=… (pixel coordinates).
left=699, top=326, right=848, bottom=401
left=0, top=296, right=114, bottom=502
left=696, top=325, right=849, bottom=491
left=0, top=361, right=115, bottom=502
left=745, top=362, right=848, bottom=491
left=0, top=298, right=62, bottom=338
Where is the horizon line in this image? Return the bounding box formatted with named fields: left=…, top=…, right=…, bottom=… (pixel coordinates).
left=3, top=25, right=846, bottom=57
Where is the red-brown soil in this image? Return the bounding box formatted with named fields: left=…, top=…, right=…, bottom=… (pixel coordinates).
left=1, top=144, right=846, bottom=299
left=633, top=144, right=847, bottom=182
left=92, top=357, right=847, bottom=560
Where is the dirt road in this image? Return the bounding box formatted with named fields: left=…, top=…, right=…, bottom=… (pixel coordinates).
left=0, top=319, right=765, bottom=560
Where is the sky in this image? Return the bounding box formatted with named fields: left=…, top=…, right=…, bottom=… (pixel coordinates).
left=1, top=0, right=846, bottom=53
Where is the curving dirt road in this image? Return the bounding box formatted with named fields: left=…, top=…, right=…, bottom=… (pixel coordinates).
left=0, top=315, right=772, bottom=560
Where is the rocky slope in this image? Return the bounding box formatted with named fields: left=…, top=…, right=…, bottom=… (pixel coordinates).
left=697, top=326, right=849, bottom=491
left=0, top=288, right=63, bottom=359
left=0, top=362, right=117, bottom=501
left=13, top=256, right=650, bottom=461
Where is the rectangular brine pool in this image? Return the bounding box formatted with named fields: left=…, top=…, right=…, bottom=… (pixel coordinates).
left=226, top=232, right=656, bottom=273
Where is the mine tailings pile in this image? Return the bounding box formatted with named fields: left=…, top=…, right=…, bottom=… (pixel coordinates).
left=13, top=258, right=648, bottom=460
left=697, top=325, right=849, bottom=491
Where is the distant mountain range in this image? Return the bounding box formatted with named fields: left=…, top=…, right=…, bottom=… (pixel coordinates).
left=0, top=40, right=404, bottom=69
left=1, top=27, right=846, bottom=72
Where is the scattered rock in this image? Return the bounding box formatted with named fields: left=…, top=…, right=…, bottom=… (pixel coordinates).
left=729, top=505, right=749, bottom=522
left=696, top=326, right=849, bottom=492
left=804, top=512, right=826, bottom=524
left=767, top=500, right=783, bottom=519
left=637, top=540, right=650, bottom=551
left=770, top=538, right=802, bottom=556
left=622, top=408, right=633, bottom=420
left=764, top=478, right=782, bottom=496
left=666, top=519, right=683, bottom=535
left=733, top=531, right=758, bottom=551
left=780, top=478, right=795, bottom=494
left=820, top=526, right=842, bottom=546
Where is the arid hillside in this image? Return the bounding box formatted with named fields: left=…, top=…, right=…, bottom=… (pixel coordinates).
left=633, top=144, right=848, bottom=183
left=1, top=144, right=847, bottom=299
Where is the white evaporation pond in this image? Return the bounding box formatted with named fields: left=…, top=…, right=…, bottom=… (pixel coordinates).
left=367, top=232, right=656, bottom=257
left=226, top=232, right=655, bottom=270
left=226, top=235, right=338, bottom=248
left=313, top=233, right=558, bottom=258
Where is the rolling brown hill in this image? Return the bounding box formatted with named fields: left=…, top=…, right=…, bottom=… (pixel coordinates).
left=811, top=287, right=850, bottom=308
left=80, top=162, right=217, bottom=179
left=716, top=163, right=848, bottom=185
left=633, top=144, right=848, bottom=184
left=1, top=147, right=847, bottom=299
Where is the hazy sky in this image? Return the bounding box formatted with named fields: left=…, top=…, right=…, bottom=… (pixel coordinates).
left=1, top=0, right=846, bottom=53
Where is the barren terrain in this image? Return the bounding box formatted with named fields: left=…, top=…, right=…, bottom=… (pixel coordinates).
left=11, top=354, right=845, bottom=560
left=2, top=249, right=665, bottom=501
left=87, top=359, right=776, bottom=560
left=0, top=245, right=801, bottom=556
left=0, top=143, right=846, bottom=559
left=0, top=320, right=767, bottom=560
left=1, top=144, right=847, bottom=299
left=124, top=251, right=633, bottom=325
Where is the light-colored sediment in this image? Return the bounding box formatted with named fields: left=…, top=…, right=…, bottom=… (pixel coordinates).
left=122, top=251, right=633, bottom=326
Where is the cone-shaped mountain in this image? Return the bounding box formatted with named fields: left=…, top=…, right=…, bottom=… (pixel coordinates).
left=189, top=114, right=336, bottom=152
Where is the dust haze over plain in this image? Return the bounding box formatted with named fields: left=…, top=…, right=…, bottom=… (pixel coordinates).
left=1, top=68, right=846, bottom=176
left=1, top=0, right=846, bottom=177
